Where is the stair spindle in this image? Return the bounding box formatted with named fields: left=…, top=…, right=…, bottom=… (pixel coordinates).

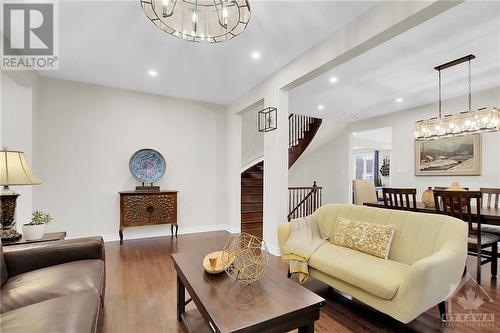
left=287, top=182, right=323, bottom=221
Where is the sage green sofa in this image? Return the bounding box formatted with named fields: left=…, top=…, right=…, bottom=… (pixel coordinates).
left=278, top=204, right=468, bottom=324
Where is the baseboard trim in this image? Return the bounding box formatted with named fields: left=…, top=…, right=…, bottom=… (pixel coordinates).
left=100, top=224, right=238, bottom=243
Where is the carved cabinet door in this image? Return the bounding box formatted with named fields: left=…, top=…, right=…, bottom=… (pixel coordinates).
left=121, top=193, right=177, bottom=227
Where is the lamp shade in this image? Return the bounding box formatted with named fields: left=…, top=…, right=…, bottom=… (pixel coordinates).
left=0, top=150, right=40, bottom=186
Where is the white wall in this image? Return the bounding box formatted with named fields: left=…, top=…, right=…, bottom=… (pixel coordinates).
left=290, top=86, right=500, bottom=204
left=1, top=72, right=35, bottom=229
left=241, top=104, right=263, bottom=168
left=32, top=77, right=228, bottom=240
left=289, top=131, right=351, bottom=204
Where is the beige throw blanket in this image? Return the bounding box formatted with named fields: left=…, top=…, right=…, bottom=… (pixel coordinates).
left=282, top=215, right=328, bottom=283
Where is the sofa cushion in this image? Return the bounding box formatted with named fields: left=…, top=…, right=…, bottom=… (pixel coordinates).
left=308, top=242, right=410, bottom=300
left=331, top=217, right=395, bottom=259
left=1, top=259, right=104, bottom=313
left=0, top=291, right=100, bottom=333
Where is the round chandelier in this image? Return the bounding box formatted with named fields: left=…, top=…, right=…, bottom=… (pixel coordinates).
left=140, top=0, right=251, bottom=44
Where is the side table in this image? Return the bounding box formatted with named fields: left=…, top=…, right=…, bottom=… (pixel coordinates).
left=2, top=232, right=66, bottom=246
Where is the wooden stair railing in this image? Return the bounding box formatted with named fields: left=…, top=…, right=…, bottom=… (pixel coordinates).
left=288, top=181, right=323, bottom=221
left=288, top=114, right=322, bottom=168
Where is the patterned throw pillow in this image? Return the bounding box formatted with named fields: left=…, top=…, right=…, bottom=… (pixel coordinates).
left=331, top=217, right=395, bottom=259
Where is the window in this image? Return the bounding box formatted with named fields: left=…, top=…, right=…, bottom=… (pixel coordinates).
left=354, top=152, right=375, bottom=180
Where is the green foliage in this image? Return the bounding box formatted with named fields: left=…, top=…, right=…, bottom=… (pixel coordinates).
left=30, top=210, right=53, bottom=225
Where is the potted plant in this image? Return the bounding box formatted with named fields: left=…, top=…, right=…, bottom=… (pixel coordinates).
left=23, top=210, right=52, bottom=240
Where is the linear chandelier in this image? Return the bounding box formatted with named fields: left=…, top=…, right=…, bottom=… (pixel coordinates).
left=140, top=0, right=251, bottom=44
left=414, top=54, right=500, bottom=141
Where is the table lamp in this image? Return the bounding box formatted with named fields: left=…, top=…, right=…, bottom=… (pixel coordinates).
left=0, top=148, right=40, bottom=240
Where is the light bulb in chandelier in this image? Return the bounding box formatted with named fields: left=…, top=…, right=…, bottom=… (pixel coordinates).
left=222, top=5, right=228, bottom=26
left=162, top=0, right=169, bottom=14
left=192, top=10, right=198, bottom=33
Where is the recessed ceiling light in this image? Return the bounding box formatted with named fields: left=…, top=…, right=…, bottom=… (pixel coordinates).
left=396, top=97, right=403, bottom=103
left=353, top=132, right=357, bottom=136
left=148, top=70, right=158, bottom=77
left=329, top=77, right=338, bottom=83
left=251, top=52, right=261, bottom=59
left=317, top=105, right=325, bottom=110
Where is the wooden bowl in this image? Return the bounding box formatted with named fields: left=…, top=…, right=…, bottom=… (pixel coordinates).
left=202, top=251, right=234, bottom=274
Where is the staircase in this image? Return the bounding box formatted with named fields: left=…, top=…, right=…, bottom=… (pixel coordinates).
left=240, top=114, right=322, bottom=238
left=241, top=161, right=264, bottom=238
left=288, top=114, right=322, bottom=168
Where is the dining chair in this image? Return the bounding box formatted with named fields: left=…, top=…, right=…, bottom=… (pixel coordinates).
left=433, top=186, right=469, bottom=211
left=352, top=180, right=378, bottom=205
left=478, top=188, right=500, bottom=241
left=433, top=190, right=499, bottom=284
left=433, top=186, right=470, bottom=191
left=481, top=187, right=500, bottom=208
left=382, top=188, right=417, bottom=211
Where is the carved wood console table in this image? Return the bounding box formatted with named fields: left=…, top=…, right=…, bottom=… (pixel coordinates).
left=119, top=190, right=178, bottom=245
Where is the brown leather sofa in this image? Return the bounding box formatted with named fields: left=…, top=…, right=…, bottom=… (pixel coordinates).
left=0, top=237, right=105, bottom=333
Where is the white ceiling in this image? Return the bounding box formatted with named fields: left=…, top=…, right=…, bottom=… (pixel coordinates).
left=289, top=1, right=500, bottom=122
left=354, top=127, right=392, bottom=144
left=38, top=0, right=375, bottom=105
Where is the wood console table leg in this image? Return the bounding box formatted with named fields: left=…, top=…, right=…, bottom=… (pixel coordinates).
left=298, top=322, right=314, bottom=333
left=177, top=274, right=185, bottom=321
left=119, top=228, right=124, bottom=245
left=170, top=224, right=174, bottom=237
left=175, top=224, right=178, bottom=238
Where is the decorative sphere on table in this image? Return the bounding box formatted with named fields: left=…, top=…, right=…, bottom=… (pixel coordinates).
left=222, top=233, right=269, bottom=285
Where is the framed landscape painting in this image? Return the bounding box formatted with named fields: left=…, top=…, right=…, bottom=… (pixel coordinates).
left=415, top=134, right=481, bottom=176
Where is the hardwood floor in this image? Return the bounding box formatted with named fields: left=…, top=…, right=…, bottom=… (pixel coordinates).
left=103, top=231, right=499, bottom=332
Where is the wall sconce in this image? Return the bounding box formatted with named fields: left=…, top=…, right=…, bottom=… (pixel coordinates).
left=258, top=107, right=277, bottom=132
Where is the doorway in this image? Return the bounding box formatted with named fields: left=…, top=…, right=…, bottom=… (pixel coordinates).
left=351, top=127, right=392, bottom=201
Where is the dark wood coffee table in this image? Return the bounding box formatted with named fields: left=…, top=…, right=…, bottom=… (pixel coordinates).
left=172, top=250, right=325, bottom=333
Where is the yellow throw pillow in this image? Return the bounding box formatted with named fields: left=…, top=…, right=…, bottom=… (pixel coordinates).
left=331, top=217, right=395, bottom=259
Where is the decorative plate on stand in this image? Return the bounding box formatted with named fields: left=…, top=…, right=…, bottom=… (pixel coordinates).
left=129, top=149, right=166, bottom=183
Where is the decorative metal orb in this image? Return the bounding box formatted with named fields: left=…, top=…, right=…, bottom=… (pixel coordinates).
left=222, top=232, right=269, bottom=285
left=140, top=0, right=251, bottom=44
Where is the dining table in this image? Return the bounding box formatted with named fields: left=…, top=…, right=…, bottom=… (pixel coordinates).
left=364, top=202, right=500, bottom=227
